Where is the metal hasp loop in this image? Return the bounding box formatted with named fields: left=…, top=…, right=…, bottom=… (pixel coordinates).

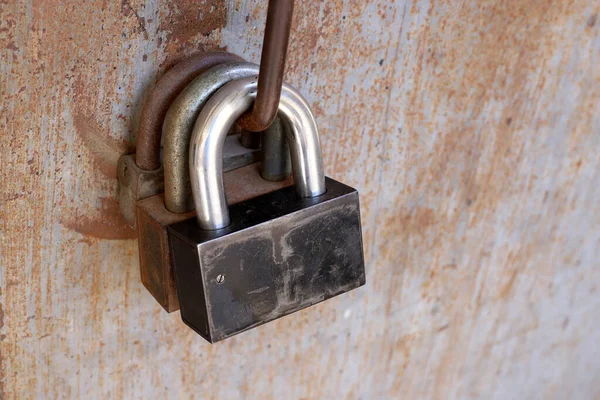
left=238, top=0, right=295, bottom=132
left=190, top=76, right=326, bottom=230
left=135, top=52, right=243, bottom=171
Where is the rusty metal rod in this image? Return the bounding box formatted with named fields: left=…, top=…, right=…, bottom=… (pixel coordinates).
left=238, top=0, right=295, bottom=132
left=135, top=52, right=244, bottom=171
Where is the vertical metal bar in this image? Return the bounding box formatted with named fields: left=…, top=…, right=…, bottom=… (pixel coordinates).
left=260, top=118, right=291, bottom=182
left=238, top=0, right=295, bottom=133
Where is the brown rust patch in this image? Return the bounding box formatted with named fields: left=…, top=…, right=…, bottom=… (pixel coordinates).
left=0, top=302, right=4, bottom=331
left=0, top=285, right=5, bottom=400
left=120, top=0, right=148, bottom=38
left=71, top=111, right=133, bottom=179
left=158, top=0, right=226, bottom=55
left=65, top=46, right=138, bottom=239
left=159, top=45, right=228, bottom=73
left=70, top=65, right=135, bottom=179
left=223, top=163, right=293, bottom=205
left=62, top=197, right=136, bottom=240
left=497, top=268, right=519, bottom=299
left=0, top=296, right=4, bottom=400
left=2, top=0, right=599, bottom=397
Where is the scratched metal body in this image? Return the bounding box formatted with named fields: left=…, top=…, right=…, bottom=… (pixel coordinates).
left=170, top=177, right=365, bottom=343
left=1, top=0, right=599, bottom=399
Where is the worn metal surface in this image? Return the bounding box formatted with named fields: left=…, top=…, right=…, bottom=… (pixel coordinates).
left=190, top=76, right=325, bottom=230
left=118, top=52, right=244, bottom=225
left=118, top=154, right=165, bottom=225
left=118, top=134, right=260, bottom=226
left=238, top=0, right=295, bottom=133
left=1, top=0, right=599, bottom=399
left=260, top=117, right=292, bottom=182
left=170, top=177, right=365, bottom=342
left=137, top=163, right=293, bottom=312
left=135, top=51, right=244, bottom=171
left=163, top=62, right=261, bottom=214
left=161, top=61, right=291, bottom=214
left=238, top=126, right=262, bottom=149
left=137, top=195, right=193, bottom=312
left=220, top=134, right=262, bottom=172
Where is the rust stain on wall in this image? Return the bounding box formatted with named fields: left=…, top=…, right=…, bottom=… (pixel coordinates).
left=61, top=197, right=136, bottom=240
left=1, top=0, right=599, bottom=399
left=158, top=0, right=227, bottom=56
left=120, top=0, right=149, bottom=39
left=70, top=109, right=133, bottom=179
left=0, top=296, right=4, bottom=400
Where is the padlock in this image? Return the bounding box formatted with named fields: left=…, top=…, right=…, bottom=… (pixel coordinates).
left=163, top=61, right=291, bottom=214
left=118, top=51, right=244, bottom=226
left=137, top=62, right=293, bottom=312
left=169, top=76, right=366, bottom=343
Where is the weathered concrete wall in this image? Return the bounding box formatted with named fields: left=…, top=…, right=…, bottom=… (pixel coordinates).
left=1, top=0, right=599, bottom=398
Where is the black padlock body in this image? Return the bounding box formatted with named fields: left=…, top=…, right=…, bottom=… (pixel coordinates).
left=169, top=177, right=366, bottom=343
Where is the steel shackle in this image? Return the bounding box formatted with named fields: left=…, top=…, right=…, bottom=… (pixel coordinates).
left=163, top=62, right=260, bottom=214
left=190, top=76, right=326, bottom=230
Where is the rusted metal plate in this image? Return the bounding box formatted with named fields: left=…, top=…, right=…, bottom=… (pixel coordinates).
left=1, top=0, right=599, bottom=399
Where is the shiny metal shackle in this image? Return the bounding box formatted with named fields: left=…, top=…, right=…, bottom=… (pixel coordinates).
left=190, top=76, right=326, bottom=230
left=163, top=62, right=260, bottom=214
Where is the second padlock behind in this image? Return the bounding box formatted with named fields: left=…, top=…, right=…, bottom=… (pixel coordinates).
left=136, top=61, right=293, bottom=312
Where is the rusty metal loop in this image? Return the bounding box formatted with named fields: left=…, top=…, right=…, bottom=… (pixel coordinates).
left=135, top=51, right=244, bottom=171
left=238, top=0, right=295, bottom=132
